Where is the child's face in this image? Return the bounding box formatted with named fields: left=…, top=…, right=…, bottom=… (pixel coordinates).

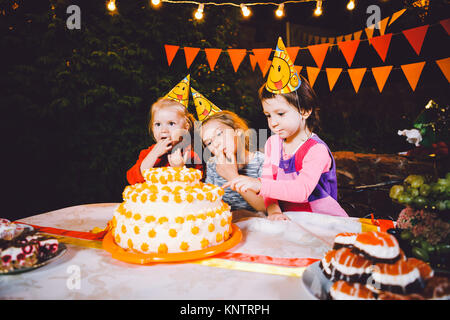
left=262, top=95, right=307, bottom=140
left=152, top=108, right=188, bottom=144
left=201, top=119, right=237, bottom=157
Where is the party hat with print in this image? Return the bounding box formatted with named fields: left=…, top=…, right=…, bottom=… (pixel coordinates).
left=191, top=87, right=222, bottom=122
left=265, top=37, right=301, bottom=94
left=162, top=74, right=190, bottom=108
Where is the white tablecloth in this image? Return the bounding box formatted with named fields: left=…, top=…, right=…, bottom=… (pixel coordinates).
left=0, top=203, right=365, bottom=300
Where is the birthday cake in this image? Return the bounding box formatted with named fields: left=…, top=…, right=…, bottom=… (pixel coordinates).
left=111, top=167, right=232, bottom=254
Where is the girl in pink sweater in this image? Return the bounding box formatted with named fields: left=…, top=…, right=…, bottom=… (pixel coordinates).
left=224, top=37, right=347, bottom=220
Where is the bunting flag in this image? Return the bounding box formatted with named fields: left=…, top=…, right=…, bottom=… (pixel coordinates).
left=402, top=25, right=429, bottom=55
left=353, top=30, right=363, bottom=41
left=348, top=68, right=367, bottom=93
left=400, top=61, right=426, bottom=91
left=372, top=65, right=393, bottom=92
left=326, top=68, right=342, bottom=91
left=306, top=66, right=320, bottom=87
left=204, top=48, right=222, bottom=71
left=227, top=49, right=247, bottom=72
left=338, top=39, right=360, bottom=67
left=439, top=18, right=450, bottom=35
left=321, top=37, right=327, bottom=43
left=344, top=34, right=353, bottom=41
left=371, top=33, right=393, bottom=62
left=164, top=44, right=179, bottom=66
left=314, top=36, right=320, bottom=44
left=336, top=35, right=344, bottom=43
left=435, top=57, right=450, bottom=82
left=184, top=47, right=200, bottom=69
left=388, top=8, right=407, bottom=26
left=249, top=54, right=257, bottom=71
left=365, top=24, right=375, bottom=44
left=252, top=48, right=272, bottom=74
left=294, top=65, right=303, bottom=75
left=378, top=16, right=390, bottom=36
left=307, top=43, right=330, bottom=69
left=261, top=59, right=272, bottom=77
left=286, top=47, right=301, bottom=64
left=328, top=37, right=335, bottom=44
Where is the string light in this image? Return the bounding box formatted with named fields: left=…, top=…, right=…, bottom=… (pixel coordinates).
left=107, top=0, right=116, bottom=12
left=194, top=3, right=204, bottom=20
left=314, top=0, right=322, bottom=16
left=240, top=4, right=251, bottom=17
left=275, top=3, right=285, bottom=18
left=347, top=0, right=355, bottom=11
left=151, top=0, right=161, bottom=7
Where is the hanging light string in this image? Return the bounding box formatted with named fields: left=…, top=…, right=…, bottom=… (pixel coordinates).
left=157, top=0, right=323, bottom=7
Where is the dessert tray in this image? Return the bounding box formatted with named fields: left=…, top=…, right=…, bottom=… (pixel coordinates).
left=301, top=261, right=332, bottom=300
left=102, top=223, right=242, bottom=264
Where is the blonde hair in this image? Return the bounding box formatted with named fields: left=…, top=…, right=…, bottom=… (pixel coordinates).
left=202, top=110, right=251, bottom=151
left=148, top=98, right=195, bottom=140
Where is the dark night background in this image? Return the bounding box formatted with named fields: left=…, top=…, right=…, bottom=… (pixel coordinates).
left=0, top=0, right=449, bottom=221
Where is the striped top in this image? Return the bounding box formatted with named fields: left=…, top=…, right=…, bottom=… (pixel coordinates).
left=205, top=151, right=265, bottom=211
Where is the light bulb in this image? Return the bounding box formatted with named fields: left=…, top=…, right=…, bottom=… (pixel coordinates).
left=275, top=3, right=284, bottom=18
left=347, top=0, right=355, bottom=10
left=151, top=0, right=161, bottom=6
left=194, top=4, right=204, bottom=20
left=107, top=0, right=116, bottom=12
left=314, top=1, right=322, bottom=16
left=241, top=4, right=251, bottom=17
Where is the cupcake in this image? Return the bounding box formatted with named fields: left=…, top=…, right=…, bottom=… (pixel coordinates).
left=353, top=231, right=400, bottom=263
left=368, top=259, right=424, bottom=295
left=330, top=281, right=375, bottom=300
left=331, top=247, right=372, bottom=283
left=319, top=249, right=336, bottom=279
left=332, top=232, right=357, bottom=250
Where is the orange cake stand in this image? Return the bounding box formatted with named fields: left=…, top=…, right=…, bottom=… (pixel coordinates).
left=103, top=224, right=242, bottom=264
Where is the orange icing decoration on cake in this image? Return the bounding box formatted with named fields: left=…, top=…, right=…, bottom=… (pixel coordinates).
left=356, top=231, right=398, bottom=247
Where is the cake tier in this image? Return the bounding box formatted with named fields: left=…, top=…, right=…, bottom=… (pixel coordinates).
left=141, top=167, right=202, bottom=186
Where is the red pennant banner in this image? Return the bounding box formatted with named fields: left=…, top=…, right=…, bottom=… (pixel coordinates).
left=184, top=47, right=200, bottom=69
left=371, top=33, right=393, bottom=62
left=249, top=54, right=257, bottom=71
left=338, top=39, right=360, bottom=67
left=164, top=44, right=179, bottom=66
left=286, top=46, right=300, bottom=64
left=204, top=48, right=222, bottom=71
left=440, top=18, right=450, bottom=35
left=402, top=25, right=429, bottom=56
left=227, top=49, right=247, bottom=72
left=307, top=43, right=329, bottom=69
left=252, top=48, right=272, bottom=73
left=435, top=57, right=450, bottom=83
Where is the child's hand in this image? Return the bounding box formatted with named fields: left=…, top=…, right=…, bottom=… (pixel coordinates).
left=151, top=138, right=173, bottom=158
left=222, top=175, right=261, bottom=193
left=168, top=148, right=189, bottom=167
left=267, top=212, right=290, bottom=221
left=215, top=150, right=239, bottom=182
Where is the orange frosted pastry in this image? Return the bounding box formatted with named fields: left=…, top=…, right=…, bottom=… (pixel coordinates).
left=331, top=247, right=372, bottom=283
left=330, top=281, right=375, bottom=300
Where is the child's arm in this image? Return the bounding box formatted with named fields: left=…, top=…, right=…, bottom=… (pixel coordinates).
left=140, top=139, right=173, bottom=172
left=267, top=202, right=289, bottom=220
left=259, top=143, right=331, bottom=202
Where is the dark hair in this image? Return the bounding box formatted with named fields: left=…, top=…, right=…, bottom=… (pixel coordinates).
left=258, top=75, right=321, bottom=132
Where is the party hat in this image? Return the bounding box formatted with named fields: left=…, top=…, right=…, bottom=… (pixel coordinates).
left=265, top=37, right=301, bottom=93
left=191, top=87, right=222, bottom=122
left=162, top=74, right=190, bottom=108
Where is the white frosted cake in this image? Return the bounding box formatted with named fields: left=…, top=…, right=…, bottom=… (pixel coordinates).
left=111, top=167, right=232, bottom=254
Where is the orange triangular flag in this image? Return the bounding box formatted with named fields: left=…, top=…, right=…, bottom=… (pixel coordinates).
left=306, top=67, right=320, bottom=87
left=164, top=44, right=179, bottom=66
left=388, top=9, right=406, bottom=26
left=435, top=57, right=450, bottom=83
left=344, top=34, right=353, bottom=41
left=365, top=24, right=375, bottom=43
left=353, top=30, right=363, bottom=41
left=286, top=47, right=300, bottom=64
left=261, top=59, right=272, bottom=77
left=400, top=61, right=426, bottom=91
left=325, top=68, right=342, bottom=91
left=328, top=37, right=335, bottom=44
left=372, top=65, right=393, bottom=92
left=338, top=40, right=360, bottom=67
left=227, top=49, right=247, bottom=72
left=249, top=54, right=257, bottom=71
left=402, top=25, right=429, bottom=55
left=371, top=33, right=392, bottom=62
left=307, top=43, right=329, bottom=69
left=440, top=18, right=450, bottom=35
left=294, top=65, right=303, bottom=75
left=336, top=35, right=344, bottom=43
left=204, top=48, right=222, bottom=71
left=184, top=47, right=200, bottom=69
left=378, top=16, right=390, bottom=36
left=252, top=48, right=272, bottom=73
left=348, top=68, right=367, bottom=93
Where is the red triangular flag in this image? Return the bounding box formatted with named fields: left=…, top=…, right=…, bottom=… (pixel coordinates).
left=371, top=33, right=393, bottom=62
left=227, top=49, right=247, bottom=72
left=326, top=68, right=342, bottom=91
left=184, top=47, right=200, bottom=69
left=294, top=65, right=303, bottom=75
left=286, top=47, right=300, bottom=64
left=307, top=43, right=329, bottom=69
left=249, top=54, right=257, bottom=71
left=338, top=39, right=360, bottom=67
left=252, top=48, right=272, bottom=73
left=435, top=57, right=450, bottom=83
left=204, top=48, right=222, bottom=71
left=372, top=65, right=393, bottom=92
left=440, top=18, right=450, bottom=35
left=402, top=25, right=429, bottom=56
left=164, top=44, right=179, bottom=66
left=306, top=67, right=320, bottom=87
left=261, top=60, right=271, bottom=77
left=401, top=61, right=426, bottom=91
left=348, top=68, right=367, bottom=93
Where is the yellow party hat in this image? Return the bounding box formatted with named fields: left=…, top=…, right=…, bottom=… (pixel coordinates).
left=162, top=74, right=190, bottom=108
left=265, top=37, right=301, bottom=94
left=191, top=87, right=222, bottom=122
